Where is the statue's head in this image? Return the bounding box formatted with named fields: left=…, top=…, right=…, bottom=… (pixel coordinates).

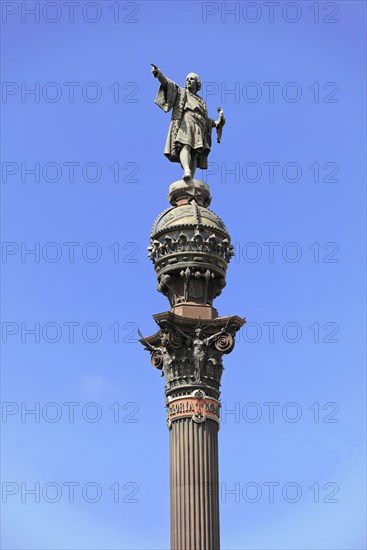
left=185, top=72, right=201, bottom=93
left=194, top=327, right=203, bottom=337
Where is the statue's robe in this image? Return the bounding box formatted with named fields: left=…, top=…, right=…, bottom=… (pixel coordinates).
left=155, top=78, right=216, bottom=170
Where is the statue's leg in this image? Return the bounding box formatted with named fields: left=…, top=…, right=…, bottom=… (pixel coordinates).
left=179, top=145, right=192, bottom=181
left=190, top=152, right=197, bottom=180
left=195, top=362, right=200, bottom=383
left=198, top=357, right=204, bottom=382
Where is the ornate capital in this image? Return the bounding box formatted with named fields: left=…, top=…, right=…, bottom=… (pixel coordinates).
left=140, top=313, right=245, bottom=400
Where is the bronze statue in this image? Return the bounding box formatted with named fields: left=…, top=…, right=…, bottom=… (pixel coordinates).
left=151, top=64, right=225, bottom=181
left=175, top=326, right=226, bottom=383
left=139, top=329, right=175, bottom=379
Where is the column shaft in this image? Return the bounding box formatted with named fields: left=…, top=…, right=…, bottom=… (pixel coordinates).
left=170, top=418, right=220, bottom=550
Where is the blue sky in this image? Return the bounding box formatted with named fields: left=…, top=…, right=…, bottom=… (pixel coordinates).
left=1, top=1, right=366, bottom=549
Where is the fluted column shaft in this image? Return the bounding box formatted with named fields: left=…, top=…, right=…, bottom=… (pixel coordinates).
left=170, top=418, right=220, bottom=550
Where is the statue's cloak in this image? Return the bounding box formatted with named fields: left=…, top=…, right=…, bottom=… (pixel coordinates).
left=155, top=78, right=216, bottom=170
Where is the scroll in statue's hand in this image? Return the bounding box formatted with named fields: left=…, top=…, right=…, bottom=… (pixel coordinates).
left=216, top=107, right=225, bottom=126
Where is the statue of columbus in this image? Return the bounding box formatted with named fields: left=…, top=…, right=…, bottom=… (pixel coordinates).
left=151, top=65, right=225, bottom=181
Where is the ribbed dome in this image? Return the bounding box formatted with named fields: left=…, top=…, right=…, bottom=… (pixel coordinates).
left=151, top=202, right=229, bottom=239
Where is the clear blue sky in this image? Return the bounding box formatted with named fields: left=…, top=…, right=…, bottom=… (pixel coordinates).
left=1, top=1, right=366, bottom=549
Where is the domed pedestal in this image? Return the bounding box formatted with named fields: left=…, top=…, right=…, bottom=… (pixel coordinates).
left=148, top=180, right=234, bottom=311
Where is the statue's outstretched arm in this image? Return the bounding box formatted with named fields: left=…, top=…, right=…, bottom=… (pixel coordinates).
left=206, top=328, right=225, bottom=346
left=174, top=326, right=192, bottom=346
left=138, top=328, right=157, bottom=352
left=151, top=64, right=168, bottom=88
